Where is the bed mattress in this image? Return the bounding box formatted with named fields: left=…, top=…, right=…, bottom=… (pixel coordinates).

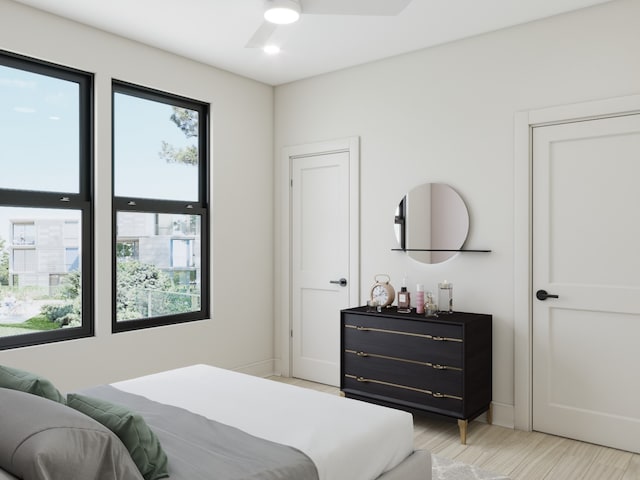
left=111, top=364, right=416, bottom=480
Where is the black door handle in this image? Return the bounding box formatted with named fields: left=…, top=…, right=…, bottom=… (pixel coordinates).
left=330, top=278, right=348, bottom=287
left=536, top=289, right=559, bottom=301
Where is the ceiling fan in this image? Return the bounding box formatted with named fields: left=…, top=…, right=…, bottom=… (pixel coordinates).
left=246, top=0, right=413, bottom=49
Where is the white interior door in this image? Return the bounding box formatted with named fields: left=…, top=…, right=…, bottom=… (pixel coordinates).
left=291, top=150, right=354, bottom=386
left=532, top=113, right=640, bottom=453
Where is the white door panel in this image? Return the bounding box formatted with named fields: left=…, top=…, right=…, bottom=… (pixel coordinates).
left=532, top=113, right=640, bottom=453
left=292, top=151, right=351, bottom=386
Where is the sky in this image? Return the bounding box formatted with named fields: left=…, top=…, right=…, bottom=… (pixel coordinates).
left=113, top=92, right=199, bottom=201
left=0, top=63, right=200, bottom=244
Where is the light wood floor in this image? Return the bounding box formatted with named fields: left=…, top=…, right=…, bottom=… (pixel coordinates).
left=269, top=376, right=640, bottom=480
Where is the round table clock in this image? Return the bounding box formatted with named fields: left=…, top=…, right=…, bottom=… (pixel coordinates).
left=370, top=274, right=395, bottom=307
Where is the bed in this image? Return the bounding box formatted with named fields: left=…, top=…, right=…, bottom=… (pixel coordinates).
left=0, top=364, right=431, bottom=480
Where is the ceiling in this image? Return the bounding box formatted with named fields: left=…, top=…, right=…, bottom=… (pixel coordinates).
left=11, top=0, right=614, bottom=86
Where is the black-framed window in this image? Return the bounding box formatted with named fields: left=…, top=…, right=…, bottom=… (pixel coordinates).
left=112, top=80, right=209, bottom=332
left=0, top=51, right=93, bottom=350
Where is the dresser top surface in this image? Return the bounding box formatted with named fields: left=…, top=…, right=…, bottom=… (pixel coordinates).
left=341, top=306, right=491, bottom=325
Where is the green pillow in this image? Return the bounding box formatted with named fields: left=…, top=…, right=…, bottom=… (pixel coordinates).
left=67, top=393, right=169, bottom=480
left=0, top=365, right=66, bottom=404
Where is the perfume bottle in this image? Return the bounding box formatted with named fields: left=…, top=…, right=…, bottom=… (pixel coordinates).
left=438, top=280, right=453, bottom=314
left=397, top=286, right=411, bottom=313
left=415, top=284, right=425, bottom=314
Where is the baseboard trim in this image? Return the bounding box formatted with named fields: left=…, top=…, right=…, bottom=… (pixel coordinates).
left=232, top=359, right=276, bottom=378
left=473, top=402, right=514, bottom=429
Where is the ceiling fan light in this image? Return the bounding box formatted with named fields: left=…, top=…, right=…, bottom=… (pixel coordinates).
left=263, top=44, right=281, bottom=55
left=264, top=0, right=301, bottom=25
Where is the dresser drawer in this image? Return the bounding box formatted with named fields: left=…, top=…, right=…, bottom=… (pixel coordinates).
left=343, top=322, right=463, bottom=367
left=343, top=349, right=462, bottom=396
left=343, top=313, right=463, bottom=339
left=343, top=374, right=462, bottom=415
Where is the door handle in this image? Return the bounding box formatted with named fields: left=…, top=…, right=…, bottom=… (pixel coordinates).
left=330, top=278, right=348, bottom=287
left=536, top=289, right=559, bottom=301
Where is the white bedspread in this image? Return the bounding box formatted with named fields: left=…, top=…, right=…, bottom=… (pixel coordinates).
left=111, top=364, right=414, bottom=480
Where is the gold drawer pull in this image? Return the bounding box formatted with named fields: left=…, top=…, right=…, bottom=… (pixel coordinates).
left=345, top=374, right=462, bottom=401
left=347, top=324, right=462, bottom=343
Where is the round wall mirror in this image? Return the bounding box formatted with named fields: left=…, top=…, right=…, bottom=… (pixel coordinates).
left=394, top=183, right=470, bottom=264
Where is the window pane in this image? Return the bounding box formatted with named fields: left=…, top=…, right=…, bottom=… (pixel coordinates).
left=0, top=207, right=83, bottom=338
left=0, top=65, right=80, bottom=193
left=113, top=93, right=199, bottom=201
left=171, top=239, right=193, bottom=268
left=12, top=249, right=36, bottom=272
left=115, top=211, right=201, bottom=322
left=12, top=222, right=35, bottom=245
left=65, top=247, right=79, bottom=272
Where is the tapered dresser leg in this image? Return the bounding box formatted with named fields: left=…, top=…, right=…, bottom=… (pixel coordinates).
left=487, top=404, right=493, bottom=425
left=457, top=419, right=468, bottom=445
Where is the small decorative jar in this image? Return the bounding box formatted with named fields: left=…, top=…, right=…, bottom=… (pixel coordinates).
left=425, top=292, right=438, bottom=317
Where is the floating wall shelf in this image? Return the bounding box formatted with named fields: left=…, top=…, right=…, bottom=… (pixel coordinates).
left=392, top=248, right=491, bottom=253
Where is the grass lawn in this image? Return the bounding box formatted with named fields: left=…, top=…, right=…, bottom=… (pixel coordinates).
left=0, top=326, right=33, bottom=336
left=0, top=315, right=59, bottom=337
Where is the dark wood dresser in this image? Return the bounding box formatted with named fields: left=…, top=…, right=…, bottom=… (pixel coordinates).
left=340, top=306, right=492, bottom=444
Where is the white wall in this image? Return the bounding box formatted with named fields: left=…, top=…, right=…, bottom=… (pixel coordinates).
left=0, top=0, right=275, bottom=391
left=274, top=0, right=640, bottom=427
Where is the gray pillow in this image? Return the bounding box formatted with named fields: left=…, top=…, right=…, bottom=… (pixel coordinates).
left=0, top=387, right=144, bottom=480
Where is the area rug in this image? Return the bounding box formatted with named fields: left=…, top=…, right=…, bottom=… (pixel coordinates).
left=432, top=455, right=511, bottom=480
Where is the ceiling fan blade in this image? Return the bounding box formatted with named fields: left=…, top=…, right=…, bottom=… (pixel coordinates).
left=245, top=21, right=278, bottom=48
left=300, top=0, right=412, bottom=16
